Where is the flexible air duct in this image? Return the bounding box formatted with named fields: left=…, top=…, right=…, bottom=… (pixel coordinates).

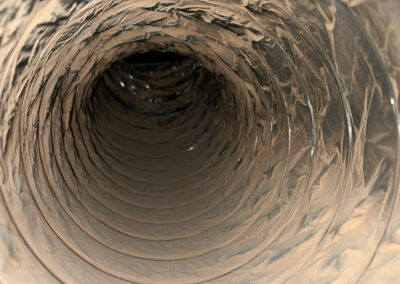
left=0, top=0, right=399, bottom=283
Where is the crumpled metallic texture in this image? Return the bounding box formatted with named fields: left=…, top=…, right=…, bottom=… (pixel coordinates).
left=0, top=0, right=399, bottom=283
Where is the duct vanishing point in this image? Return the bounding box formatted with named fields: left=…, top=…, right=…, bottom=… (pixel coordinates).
left=0, top=0, right=399, bottom=283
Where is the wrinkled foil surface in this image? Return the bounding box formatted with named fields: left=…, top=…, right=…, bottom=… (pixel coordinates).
left=0, top=0, right=399, bottom=283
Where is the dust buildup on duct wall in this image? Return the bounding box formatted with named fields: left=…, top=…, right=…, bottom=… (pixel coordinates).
left=0, top=0, right=399, bottom=283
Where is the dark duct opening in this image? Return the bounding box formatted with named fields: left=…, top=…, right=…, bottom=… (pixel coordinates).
left=69, top=46, right=266, bottom=230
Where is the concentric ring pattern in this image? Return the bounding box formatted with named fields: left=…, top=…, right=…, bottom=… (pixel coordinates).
left=0, top=0, right=399, bottom=283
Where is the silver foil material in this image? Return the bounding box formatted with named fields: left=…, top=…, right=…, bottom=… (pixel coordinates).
left=0, top=0, right=399, bottom=283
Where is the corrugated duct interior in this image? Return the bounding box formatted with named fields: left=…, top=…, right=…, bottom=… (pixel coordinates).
left=0, top=0, right=399, bottom=283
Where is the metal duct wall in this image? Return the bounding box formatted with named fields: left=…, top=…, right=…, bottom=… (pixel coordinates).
left=0, top=0, right=399, bottom=283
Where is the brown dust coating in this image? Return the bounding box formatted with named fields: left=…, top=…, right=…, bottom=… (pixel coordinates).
left=0, top=0, right=399, bottom=283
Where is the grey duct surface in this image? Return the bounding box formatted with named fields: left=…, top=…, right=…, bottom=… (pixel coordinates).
left=0, top=0, right=399, bottom=283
